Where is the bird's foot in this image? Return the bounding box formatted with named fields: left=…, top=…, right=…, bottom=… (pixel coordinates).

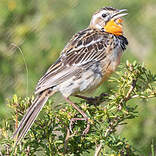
left=75, top=93, right=108, bottom=106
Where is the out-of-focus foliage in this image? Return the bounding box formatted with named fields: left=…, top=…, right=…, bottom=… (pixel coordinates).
left=0, top=0, right=156, bottom=155
left=0, top=62, right=156, bottom=155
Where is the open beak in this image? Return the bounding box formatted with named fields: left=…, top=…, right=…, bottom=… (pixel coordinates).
left=111, top=9, right=128, bottom=20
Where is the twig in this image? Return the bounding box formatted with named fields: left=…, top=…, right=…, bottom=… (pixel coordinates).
left=104, top=78, right=137, bottom=137
left=94, top=142, right=102, bottom=156
left=124, top=79, right=136, bottom=101
left=64, top=128, right=76, bottom=154
left=10, top=43, right=29, bottom=96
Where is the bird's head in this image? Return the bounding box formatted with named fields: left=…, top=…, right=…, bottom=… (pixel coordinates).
left=89, top=7, right=128, bottom=36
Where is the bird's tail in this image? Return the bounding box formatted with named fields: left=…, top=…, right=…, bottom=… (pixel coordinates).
left=13, top=90, right=55, bottom=145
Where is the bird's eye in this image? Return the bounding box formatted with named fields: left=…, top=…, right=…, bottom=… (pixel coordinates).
left=102, top=13, right=107, bottom=18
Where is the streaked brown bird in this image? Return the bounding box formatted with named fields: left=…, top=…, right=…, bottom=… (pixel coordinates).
left=13, top=7, right=128, bottom=144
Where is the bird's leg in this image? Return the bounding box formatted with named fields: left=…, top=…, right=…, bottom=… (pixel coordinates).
left=74, top=95, right=94, bottom=101
left=64, top=96, right=90, bottom=135
left=75, top=93, right=108, bottom=105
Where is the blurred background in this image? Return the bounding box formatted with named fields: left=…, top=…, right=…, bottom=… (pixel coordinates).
left=0, top=0, right=156, bottom=154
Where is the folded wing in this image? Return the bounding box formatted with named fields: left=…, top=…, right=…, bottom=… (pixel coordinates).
left=35, top=28, right=110, bottom=94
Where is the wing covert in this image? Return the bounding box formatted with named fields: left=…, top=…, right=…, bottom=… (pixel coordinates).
left=35, top=29, right=111, bottom=94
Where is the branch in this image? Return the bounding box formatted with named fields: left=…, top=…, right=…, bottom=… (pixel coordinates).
left=94, top=142, right=102, bottom=156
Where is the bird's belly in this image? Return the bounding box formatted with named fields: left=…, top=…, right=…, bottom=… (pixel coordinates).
left=57, top=69, right=103, bottom=97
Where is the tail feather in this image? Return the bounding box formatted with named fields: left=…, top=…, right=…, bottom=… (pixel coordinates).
left=13, top=97, right=40, bottom=138
left=13, top=90, right=54, bottom=144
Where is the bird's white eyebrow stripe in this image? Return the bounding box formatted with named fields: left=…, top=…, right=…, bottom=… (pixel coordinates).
left=90, top=13, right=101, bottom=26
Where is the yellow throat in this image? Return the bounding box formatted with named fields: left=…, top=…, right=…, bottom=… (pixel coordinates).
left=104, top=18, right=123, bottom=36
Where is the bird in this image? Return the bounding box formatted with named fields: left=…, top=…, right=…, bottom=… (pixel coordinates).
left=13, top=7, right=128, bottom=144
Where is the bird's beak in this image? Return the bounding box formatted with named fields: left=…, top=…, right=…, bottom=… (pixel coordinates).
left=111, top=9, right=128, bottom=20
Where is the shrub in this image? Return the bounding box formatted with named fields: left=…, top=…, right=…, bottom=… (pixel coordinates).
left=0, top=61, right=156, bottom=155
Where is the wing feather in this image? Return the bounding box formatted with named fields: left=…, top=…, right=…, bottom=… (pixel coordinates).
left=35, top=28, right=112, bottom=94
